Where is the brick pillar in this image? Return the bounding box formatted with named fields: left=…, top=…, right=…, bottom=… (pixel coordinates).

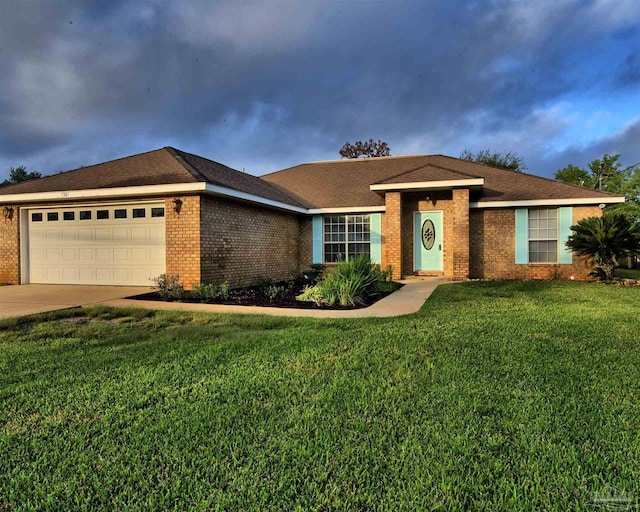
left=383, top=192, right=403, bottom=280
left=0, top=204, right=20, bottom=284
left=165, top=195, right=201, bottom=289
left=452, top=188, right=470, bottom=280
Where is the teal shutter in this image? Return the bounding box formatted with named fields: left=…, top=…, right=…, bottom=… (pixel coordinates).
left=312, top=215, right=323, bottom=264
left=515, top=208, right=529, bottom=264
left=558, top=207, right=573, bottom=264
left=370, top=213, right=382, bottom=264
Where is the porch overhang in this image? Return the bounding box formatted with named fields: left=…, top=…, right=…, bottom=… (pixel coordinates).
left=370, top=178, right=484, bottom=192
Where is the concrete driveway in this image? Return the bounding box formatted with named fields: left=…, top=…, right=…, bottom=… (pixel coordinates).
left=0, top=284, right=154, bottom=319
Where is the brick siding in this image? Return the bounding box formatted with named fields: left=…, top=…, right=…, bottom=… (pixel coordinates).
left=198, top=195, right=301, bottom=289
left=0, top=205, right=20, bottom=284
left=469, top=205, right=602, bottom=280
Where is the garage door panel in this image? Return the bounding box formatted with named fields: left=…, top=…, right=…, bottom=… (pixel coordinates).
left=46, top=230, right=62, bottom=241
left=28, top=203, right=166, bottom=285
left=62, top=248, right=77, bottom=262
left=95, top=228, right=111, bottom=241
left=79, top=268, right=96, bottom=281
left=78, top=248, right=94, bottom=261
left=96, top=268, right=114, bottom=282
left=46, top=248, right=61, bottom=261
left=78, top=229, right=94, bottom=241
left=63, top=229, right=78, bottom=242
left=113, top=227, right=129, bottom=241
left=114, top=248, right=130, bottom=262
left=63, top=268, right=79, bottom=281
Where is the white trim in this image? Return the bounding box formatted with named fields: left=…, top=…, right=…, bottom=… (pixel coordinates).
left=202, top=183, right=307, bottom=213
left=16, top=198, right=166, bottom=210
left=0, top=182, right=308, bottom=214
left=370, top=179, right=484, bottom=191
left=470, top=197, right=626, bottom=208
left=307, top=206, right=385, bottom=214
left=0, top=183, right=206, bottom=204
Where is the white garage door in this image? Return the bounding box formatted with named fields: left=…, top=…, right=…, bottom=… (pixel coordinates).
left=27, top=203, right=166, bottom=285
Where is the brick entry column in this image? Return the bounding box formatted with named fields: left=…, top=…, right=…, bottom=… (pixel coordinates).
left=452, top=188, right=470, bottom=280
left=383, top=192, right=403, bottom=280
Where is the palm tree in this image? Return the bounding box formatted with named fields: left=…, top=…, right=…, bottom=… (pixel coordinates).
left=566, top=214, right=640, bottom=280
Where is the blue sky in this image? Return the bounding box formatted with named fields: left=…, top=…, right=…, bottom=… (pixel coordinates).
left=0, top=0, right=638, bottom=181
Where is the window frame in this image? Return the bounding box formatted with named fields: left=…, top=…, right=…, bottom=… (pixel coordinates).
left=527, top=208, right=559, bottom=264
left=322, top=214, right=371, bottom=263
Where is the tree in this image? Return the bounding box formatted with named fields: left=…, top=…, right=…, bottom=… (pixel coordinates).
left=554, top=164, right=593, bottom=187
left=565, top=214, right=640, bottom=280
left=459, top=149, right=527, bottom=172
left=1, top=166, right=42, bottom=187
left=339, top=139, right=391, bottom=159
left=554, top=154, right=640, bottom=222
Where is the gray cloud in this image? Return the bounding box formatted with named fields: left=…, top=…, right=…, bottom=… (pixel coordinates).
left=0, top=0, right=638, bottom=179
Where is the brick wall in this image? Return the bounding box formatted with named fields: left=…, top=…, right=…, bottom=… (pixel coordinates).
left=469, top=205, right=602, bottom=280
left=165, top=195, right=201, bottom=289
left=299, top=217, right=313, bottom=269
left=452, top=189, right=470, bottom=280
left=0, top=205, right=20, bottom=284
left=398, top=191, right=456, bottom=278
left=199, top=195, right=301, bottom=288
left=382, top=192, right=403, bottom=279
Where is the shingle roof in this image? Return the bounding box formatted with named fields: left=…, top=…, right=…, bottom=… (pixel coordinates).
left=0, top=149, right=620, bottom=209
left=0, top=147, right=305, bottom=208
left=261, top=154, right=620, bottom=208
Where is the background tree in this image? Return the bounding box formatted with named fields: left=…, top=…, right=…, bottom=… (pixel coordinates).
left=340, top=139, right=391, bottom=159
left=554, top=164, right=593, bottom=187
left=1, top=166, right=42, bottom=187
left=554, top=154, right=640, bottom=222
left=459, top=149, right=527, bottom=172
left=565, top=214, right=640, bottom=280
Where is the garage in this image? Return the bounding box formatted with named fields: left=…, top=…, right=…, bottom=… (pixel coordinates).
left=25, top=202, right=166, bottom=286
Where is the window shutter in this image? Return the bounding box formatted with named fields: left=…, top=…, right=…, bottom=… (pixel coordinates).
left=370, top=213, right=382, bottom=264
left=515, top=208, right=528, bottom=264
left=558, top=207, right=573, bottom=264
left=312, top=215, right=323, bottom=264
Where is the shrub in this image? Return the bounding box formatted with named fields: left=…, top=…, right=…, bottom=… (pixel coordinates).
left=189, top=282, right=231, bottom=302
left=566, top=214, right=640, bottom=280
left=265, top=285, right=286, bottom=302
left=297, top=256, right=392, bottom=307
left=151, top=274, right=185, bottom=301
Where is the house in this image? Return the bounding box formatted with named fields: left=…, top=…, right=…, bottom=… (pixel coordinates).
left=0, top=147, right=625, bottom=288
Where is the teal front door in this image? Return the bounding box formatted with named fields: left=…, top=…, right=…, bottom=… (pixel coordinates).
left=414, top=211, right=443, bottom=272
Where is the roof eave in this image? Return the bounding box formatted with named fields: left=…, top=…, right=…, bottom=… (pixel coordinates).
left=370, top=178, right=484, bottom=191
left=470, top=197, right=626, bottom=208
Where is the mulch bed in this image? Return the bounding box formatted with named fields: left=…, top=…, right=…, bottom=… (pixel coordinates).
left=127, top=280, right=402, bottom=310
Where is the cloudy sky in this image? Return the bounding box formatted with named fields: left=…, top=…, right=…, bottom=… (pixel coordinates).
left=1, top=0, right=638, bottom=181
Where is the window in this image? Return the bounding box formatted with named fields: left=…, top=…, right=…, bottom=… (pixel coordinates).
left=47, top=212, right=58, bottom=221
left=80, top=211, right=92, bottom=220
left=528, top=208, right=557, bottom=263
left=323, top=214, right=371, bottom=263
left=97, top=210, right=109, bottom=220
left=133, top=208, right=145, bottom=218
left=114, top=209, right=127, bottom=219
left=151, top=207, right=165, bottom=218
left=31, top=213, right=43, bottom=222
left=63, top=212, right=75, bottom=221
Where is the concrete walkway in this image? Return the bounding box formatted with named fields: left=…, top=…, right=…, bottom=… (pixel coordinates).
left=0, top=284, right=154, bottom=319
left=100, top=277, right=452, bottom=318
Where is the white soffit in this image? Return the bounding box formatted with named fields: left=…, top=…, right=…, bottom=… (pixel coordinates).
left=370, top=178, right=484, bottom=191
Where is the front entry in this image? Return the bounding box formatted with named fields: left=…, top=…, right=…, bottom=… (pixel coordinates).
left=414, top=211, right=443, bottom=272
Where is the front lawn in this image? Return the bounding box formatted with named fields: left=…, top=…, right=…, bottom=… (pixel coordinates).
left=1, top=281, right=638, bottom=510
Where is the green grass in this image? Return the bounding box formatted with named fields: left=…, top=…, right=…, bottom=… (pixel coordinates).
left=1, top=281, right=638, bottom=511
left=616, top=267, right=640, bottom=279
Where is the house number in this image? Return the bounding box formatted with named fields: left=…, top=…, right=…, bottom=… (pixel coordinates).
left=421, top=219, right=435, bottom=250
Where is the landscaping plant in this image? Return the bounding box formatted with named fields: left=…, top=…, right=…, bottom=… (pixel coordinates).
left=566, top=214, right=640, bottom=280
left=297, top=256, right=392, bottom=306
